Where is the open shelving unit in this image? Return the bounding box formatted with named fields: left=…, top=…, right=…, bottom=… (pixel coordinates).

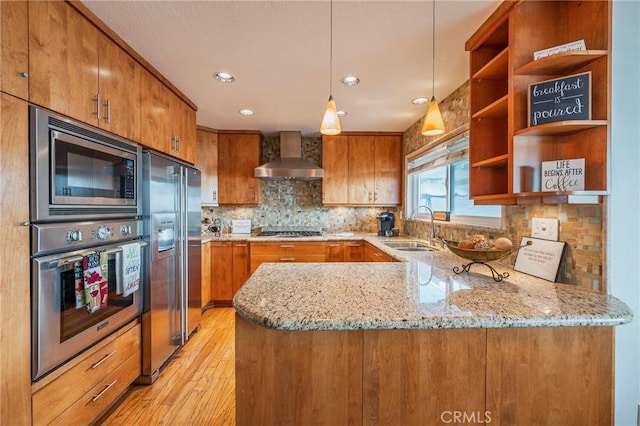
left=466, top=0, right=611, bottom=205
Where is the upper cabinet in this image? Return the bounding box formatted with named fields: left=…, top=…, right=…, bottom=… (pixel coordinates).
left=323, top=133, right=402, bottom=206
left=466, top=0, right=610, bottom=205
left=217, top=131, right=262, bottom=206
left=0, top=0, right=29, bottom=100
left=196, top=127, right=219, bottom=206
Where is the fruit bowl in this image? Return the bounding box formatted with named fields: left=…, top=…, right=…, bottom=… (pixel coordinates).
left=443, top=240, right=525, bottom=262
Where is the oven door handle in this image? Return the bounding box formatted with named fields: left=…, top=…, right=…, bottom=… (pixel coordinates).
left=48, top=241, right=148, bottom=269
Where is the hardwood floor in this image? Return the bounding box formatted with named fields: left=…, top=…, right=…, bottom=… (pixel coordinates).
left=99, top=307, right=236, bottom=426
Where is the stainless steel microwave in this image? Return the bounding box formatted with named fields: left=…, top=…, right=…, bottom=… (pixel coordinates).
left=30, top=107, right=142, bottom=222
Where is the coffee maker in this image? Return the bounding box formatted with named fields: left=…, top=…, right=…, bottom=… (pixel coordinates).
left=377, top=212, right=395, bottom=236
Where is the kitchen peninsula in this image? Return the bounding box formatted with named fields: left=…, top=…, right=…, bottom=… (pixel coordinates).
left=233, top=237, right=632, bottom=426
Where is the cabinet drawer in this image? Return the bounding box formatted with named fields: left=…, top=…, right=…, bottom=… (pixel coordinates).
left=251, top=242, right=326, bottom=257
left=32, top=322, right=140, bottom=425
left=49, top=351, right=141, bottom=426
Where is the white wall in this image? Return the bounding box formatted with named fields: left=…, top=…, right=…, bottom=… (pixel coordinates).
left=610, top=1, right=640, bottom=425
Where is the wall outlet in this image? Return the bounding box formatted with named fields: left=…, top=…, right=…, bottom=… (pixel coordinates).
left=531, top=218, right=559, bottom=241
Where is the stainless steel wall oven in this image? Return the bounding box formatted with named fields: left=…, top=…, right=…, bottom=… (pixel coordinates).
left=29, top=108, right=145, bottom=381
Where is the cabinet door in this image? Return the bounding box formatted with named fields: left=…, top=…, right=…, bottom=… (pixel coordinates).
left=0, top=0, right=29, bottom=99
left=364, top=243, right=393, bottom=262
left=29, top=1, right=99, bottom=125
left=211, top=242, right=233, bottom=302
left=0, top=94, right=31, bottom=425
left=177, top=100, right=197, bottom=164
left=325, top=242, right=344, bottom=262
left=140, top=69, right=171, bottom=153
left=344, top=241, right=365, bottom=262
left=196, top=129, right=219, bottom=205
left=97, top=32, right=140, bottom=141
left=322, top=135, right=349, bottom=204
left=232, top=242, right=250, bottom=295
left=374, top=135, right=402, bottom=205
left=348, top=136, right=376, bottom=204
left=201, top=242, right=211, bottom=308
left=218, top=133, right=262, bottom=205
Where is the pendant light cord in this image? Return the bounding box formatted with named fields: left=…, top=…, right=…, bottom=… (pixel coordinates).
left=330, top=0, right=334, bottom=96
left=431, top=0, right=436, bottom=98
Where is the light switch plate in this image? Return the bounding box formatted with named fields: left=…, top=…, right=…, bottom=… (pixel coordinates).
left=531, top=218, right=559, bottom=241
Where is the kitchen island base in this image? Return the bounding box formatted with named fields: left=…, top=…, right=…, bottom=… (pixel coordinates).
left=236, top=314, right=613, bottom=425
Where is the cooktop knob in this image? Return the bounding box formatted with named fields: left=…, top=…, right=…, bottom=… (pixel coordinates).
left=120, top=225, right=132, bottom=236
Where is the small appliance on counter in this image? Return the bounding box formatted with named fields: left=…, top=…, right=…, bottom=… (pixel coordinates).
left=377, top=212, right=395, bottom=236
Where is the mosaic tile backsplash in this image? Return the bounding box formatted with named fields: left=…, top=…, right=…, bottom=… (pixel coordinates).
left=204, top=80, right=606, bottom=291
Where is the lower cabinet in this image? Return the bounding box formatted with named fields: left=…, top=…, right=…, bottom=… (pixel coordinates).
left=31, top=321, right=141, bottom=426
left=211, top=241, right=250, bottom=305
left=364, top=242, right=394, bottom=262
left=201, top=242, right=211, bottom=308
left=325, top=241, right=365, bottom=262
left=251, top=242, right=326, bottom=273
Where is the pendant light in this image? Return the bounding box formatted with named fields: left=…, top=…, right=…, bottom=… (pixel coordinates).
left=421, top=0, right=445, bottom=136
left=320, top=0, right=341, bottom=135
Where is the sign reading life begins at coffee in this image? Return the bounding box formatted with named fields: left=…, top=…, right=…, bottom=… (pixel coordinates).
left=528, top=71, right=591, bottom=127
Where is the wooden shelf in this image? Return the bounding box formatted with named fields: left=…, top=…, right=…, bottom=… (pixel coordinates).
left=515, top=50, right=608, bottom=76
left=514, top=120, right=607, bottom=137
left=473, top=47, right=509, bottom=80
left=472, top=154, right=508, bottom=168
left=472, top=94, right=508, bottom=120
left=471, top=193, right=517, bottom=205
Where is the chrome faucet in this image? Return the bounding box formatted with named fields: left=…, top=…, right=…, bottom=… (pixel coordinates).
left=409, top=205, right=435, bottom=247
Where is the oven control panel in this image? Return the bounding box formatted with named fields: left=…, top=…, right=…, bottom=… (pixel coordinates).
left=32, top=219, right=144, bottom=256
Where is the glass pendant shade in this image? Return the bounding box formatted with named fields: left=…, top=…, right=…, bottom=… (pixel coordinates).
left=421, top=95, right=445, bottom=136
left=320, top=95, right=341, bottom=135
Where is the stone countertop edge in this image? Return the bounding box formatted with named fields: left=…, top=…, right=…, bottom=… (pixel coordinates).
left=224, top=233, right=633, bottom=331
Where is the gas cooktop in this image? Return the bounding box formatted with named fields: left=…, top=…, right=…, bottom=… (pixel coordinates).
left=256, top=230, right=322, bottom=237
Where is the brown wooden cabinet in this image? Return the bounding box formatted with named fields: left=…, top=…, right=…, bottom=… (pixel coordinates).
left=196, top=128, right=219, bottom=205
left=201, top=242, right=211, bottom=308
left=364, top=242, right=394, bottom=262
left=251, top=242, right=326, bottom=273
left=31, top=321, right=140, bottom=426
left=217, top=131, right=263, bottom=205
left=466, top=0, right=610, bottom=204
left=29, top=1, right=141, bottom=141
left=211, top=241, right=251, bottom=305
left=0, top=0, right=29, bottom=99
left=170, top=90, right=197, bottom=164
left=325, top=241, right=365, bottom=262
left=322, top=133, right=402, bottom=206
left=0, top=93, right=31, bottom=425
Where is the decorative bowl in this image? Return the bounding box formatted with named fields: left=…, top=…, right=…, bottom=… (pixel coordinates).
left=443, top=240, right=528, bottom=262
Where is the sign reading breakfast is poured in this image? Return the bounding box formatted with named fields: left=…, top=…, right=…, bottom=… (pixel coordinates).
left=528, top=71, right=591, bottom=127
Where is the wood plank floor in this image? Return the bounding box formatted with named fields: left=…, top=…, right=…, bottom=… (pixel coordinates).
left=99, top=307, right=236, bottom=426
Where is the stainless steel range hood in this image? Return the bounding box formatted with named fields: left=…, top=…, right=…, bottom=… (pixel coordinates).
left=254, top=131, right=323, bottom=180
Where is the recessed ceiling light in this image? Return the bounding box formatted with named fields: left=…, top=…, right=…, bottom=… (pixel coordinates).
left=411, top=97, right=429, bottom=105
left=214, top=71, right=235, bottom=83
left=337, top=110, right=347, bottom=117
left=239, top=109, right=254, bottom=116
left=341, top=76, right=360, bottom=86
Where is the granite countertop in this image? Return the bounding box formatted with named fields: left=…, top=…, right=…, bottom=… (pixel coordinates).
left=232, top=234, right=633, bottom=331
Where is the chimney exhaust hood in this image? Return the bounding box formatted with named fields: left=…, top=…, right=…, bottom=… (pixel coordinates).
left=254, top=131, right=323, bottom=180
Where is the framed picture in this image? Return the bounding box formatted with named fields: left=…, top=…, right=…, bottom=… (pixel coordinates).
left=528, top=71, right=591, bottom=127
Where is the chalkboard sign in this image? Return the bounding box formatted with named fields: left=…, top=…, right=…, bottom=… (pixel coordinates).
left=528, top=71, right=591, bottom=127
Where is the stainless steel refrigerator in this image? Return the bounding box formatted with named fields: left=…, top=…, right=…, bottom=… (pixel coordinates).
left=140, top=151, right=201, bottom=384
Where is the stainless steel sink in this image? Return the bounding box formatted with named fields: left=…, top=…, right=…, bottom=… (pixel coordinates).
left=382, top=241, right=436, bottom=251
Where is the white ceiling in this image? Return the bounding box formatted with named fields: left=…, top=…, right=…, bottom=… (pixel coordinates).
left=82, top=0, right=501, bottom=136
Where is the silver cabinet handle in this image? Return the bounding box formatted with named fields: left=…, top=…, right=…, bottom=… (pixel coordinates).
left=279, top=245, right=295, bottom=248
left=91, top=350, right=117, bottom=369
left=368, top=192, right=372, bottom=201
left=92, top=380, right=117, bottom=402
left=235, top=243, right=247, bottom=247
left=103, top=99, right=111, bottom=124
left=177, top=137, right=181, bottom=152
left=18, top=72, right=29, bottom=78
left=212, top=190, right=217, bottom=201
left=279, top=257, right=296, bottom=261
left=93, top=94, right=101, bottom=120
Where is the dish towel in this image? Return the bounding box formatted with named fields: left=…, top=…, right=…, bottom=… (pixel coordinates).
left=83, top=251, right=106, bottom=314
left=116, top=242, right=141, bottom=297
